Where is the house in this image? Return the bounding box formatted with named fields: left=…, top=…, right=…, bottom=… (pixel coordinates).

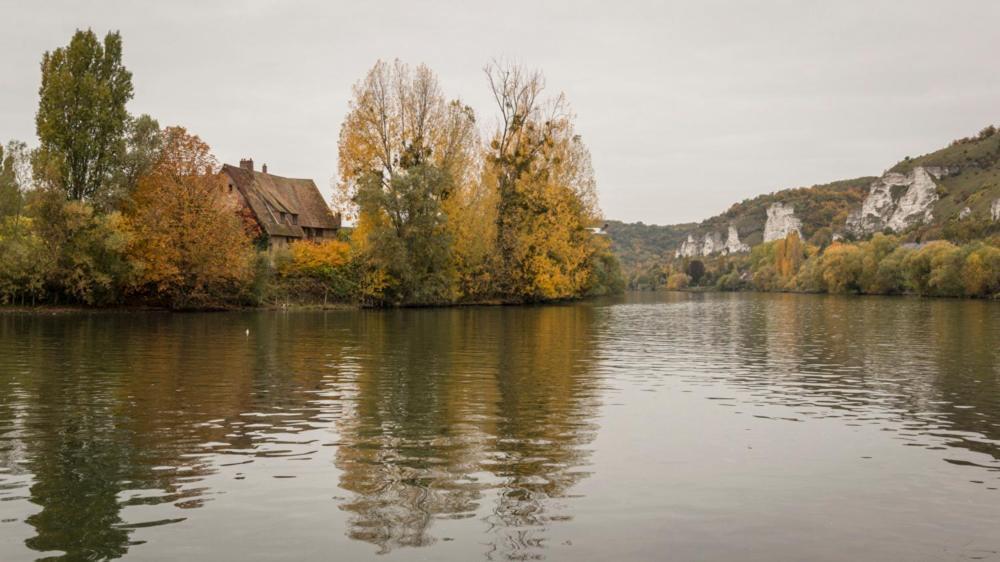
left=221, top=158, right=341, bottom=251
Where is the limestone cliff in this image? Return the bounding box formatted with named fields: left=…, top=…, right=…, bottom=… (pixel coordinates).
left=674, top=225, right=749, bottom=257
left=993, top=199, right=1000, bottom=221
left=845, top=166, right=942, bottom=235
left=675, top=234, right=700, bottom=258
left=763, top=203, right=802, bottom=242
left=725, top=225, right=750, bottom=254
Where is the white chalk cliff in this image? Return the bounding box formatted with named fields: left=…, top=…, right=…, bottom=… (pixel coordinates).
left=992, top=199, right=1000, bottom=221
left=846, top=166, right=941, bottom=235
left=674, top=225, right=749, bottom=258
left=725, top=225, right=750, bottom=253
left=675, top=234, right=700, bottom=258
left=763, top=203, right=802, bottom=242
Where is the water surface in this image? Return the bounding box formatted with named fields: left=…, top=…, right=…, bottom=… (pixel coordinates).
left=1, top=293, right=999, bottom=560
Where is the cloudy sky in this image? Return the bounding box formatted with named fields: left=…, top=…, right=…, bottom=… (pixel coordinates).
left=2, top=0, right=998, bottom=224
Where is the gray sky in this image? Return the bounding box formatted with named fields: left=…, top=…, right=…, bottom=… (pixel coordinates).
left=2, top=0, right=998, bottom=225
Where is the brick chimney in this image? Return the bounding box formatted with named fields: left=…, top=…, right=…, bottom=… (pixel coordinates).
left=239, top=158, right=254, bottom=171
left=262, top=163, right=268, bottom=174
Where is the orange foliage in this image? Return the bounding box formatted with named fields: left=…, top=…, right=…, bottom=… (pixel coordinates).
left=124, top=127, right=253, bottom=307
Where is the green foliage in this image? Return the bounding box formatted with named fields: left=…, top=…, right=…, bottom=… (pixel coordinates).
left=34, top=29, right=133, bottom=202
left=355, top=162, right=457, bottom=305
left=0, top=217, right=49, bottom=305
left=584, top=245, right=626, bottom=296
left=602, top=220, right=693, bottom=281
left=0, top=141, right=30, bottom=219
left=101, top=114, right=162, bottom=210
left=24, top=189, right=131, bottom=305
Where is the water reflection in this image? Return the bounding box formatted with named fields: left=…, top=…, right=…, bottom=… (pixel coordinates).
left=609, top=293, right=1000, bottom=470
left=0, top=305, right=603, bottom=560
left=1, top=293, right=999, bottom=560
left=329, top=307, right=601, bottom=558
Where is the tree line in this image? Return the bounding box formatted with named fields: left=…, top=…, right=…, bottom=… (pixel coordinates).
left=663, top=231, right=1000, bottom=298
left=0, top=30, right=622, bottom=308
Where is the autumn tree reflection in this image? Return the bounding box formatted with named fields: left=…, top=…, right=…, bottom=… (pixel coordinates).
left=330, top=305, right=603, bottom=558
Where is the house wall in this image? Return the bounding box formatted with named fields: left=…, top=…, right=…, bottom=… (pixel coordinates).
left=268, top=236, right=291, bottom=253
left=220, top=174, right=250, bottom=212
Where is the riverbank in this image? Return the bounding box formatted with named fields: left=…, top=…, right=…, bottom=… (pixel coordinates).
left=0, top=295, right=596, bottom=314
left=660, top=286, right=1000, bottom=300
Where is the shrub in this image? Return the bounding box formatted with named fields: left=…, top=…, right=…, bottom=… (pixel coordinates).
left=665, top=272, right=690, bottom=290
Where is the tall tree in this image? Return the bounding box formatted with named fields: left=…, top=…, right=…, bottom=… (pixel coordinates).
left=337, top=60, right=479, bottom=304
left=483, top=61, right=603, bottom=300
left=33, top=29, right=133, bottom=202
left=124, top=127, right=253, bottom=308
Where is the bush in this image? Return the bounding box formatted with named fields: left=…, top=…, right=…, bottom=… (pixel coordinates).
left=962, top=245, right=1000, bottom=296
left=276, top=239, right=356, bottom=303
left=665, top=272, right=690, bottom=290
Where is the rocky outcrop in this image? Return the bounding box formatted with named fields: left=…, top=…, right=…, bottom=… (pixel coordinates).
left=959, top=207, right=972, bottom=220
left=846, top=166, right=940, bottom=235
left=763, top=203, right=802, bottom=242
left=724, top=225, right=749, bottom=254
left=701, top=232, right=724, bottom=255
left=674, top=225, right=750, bottom=258
left=675, top=234, right=700, bottom=258
left=992, top=199, right=1000, bottom=221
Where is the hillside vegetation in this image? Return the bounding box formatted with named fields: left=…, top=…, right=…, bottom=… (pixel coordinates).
left=892, top=126, right=1000, bottom=241
left=612, top=125, right=1000, bottom=288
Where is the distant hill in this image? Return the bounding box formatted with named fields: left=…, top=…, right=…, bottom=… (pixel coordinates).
left=608, top=125, right=1000, bottom=279
left=603, top=220, right=695, bottom=274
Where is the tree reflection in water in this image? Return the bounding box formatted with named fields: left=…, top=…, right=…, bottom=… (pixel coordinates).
left=330, top=306, right=602, bottom=559
left=1, top=294, right=998, bottom=561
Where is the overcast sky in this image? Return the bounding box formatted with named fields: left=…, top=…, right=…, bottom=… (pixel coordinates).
left=2, top=1, right=998, bottom=224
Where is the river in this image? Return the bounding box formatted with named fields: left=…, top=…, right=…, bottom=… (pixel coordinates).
left=1, top=292, right=998, bottom=561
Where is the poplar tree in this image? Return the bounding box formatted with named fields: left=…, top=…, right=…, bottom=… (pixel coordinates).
left=34, top=29, right=133, bottom=202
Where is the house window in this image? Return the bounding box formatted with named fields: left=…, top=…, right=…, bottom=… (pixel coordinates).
left=291, top=214, right=299, bottom=225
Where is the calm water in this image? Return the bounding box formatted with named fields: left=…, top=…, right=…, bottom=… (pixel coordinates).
left=1, top=293, right=999, bottom=561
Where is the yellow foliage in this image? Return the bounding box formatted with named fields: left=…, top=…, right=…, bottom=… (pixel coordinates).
left=666, top=272, right=690, bottom=290
left=961, top=245, right=1000, bottom=296
left=282, top=239, right=351, bottom=275
left=819, top=242, right=863, bottom=293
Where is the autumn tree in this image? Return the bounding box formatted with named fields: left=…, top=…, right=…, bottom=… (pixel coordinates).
left=483, top=61, right=607, bottom=300
left=33, top=29, right=133, bottom=202
left=856, top=233, right=899, bottom=294
left=337, top=60, right=481, bottom=304
left=962, top=244, right=1000, bottom=296
left=666, top=272, right=690, bottom=290
left=124, top=127, right=253, bottom=308
left=818, top=243, right=863, bottom=293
